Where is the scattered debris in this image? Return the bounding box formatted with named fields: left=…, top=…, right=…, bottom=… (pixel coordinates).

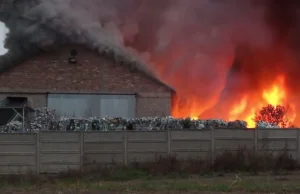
left=256, top=121, right=279, bottom=128
left=0, top=107, right=281, bottom=132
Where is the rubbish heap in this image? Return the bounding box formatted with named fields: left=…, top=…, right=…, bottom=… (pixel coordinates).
left=0, top=107, right=282, bottom=132
left=256, top=121, right=279, bottom=128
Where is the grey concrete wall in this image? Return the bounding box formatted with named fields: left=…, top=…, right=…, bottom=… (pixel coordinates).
left=0, top=133, right=36, bottom=174
left=127, top=131, right=168, bottom=163
left=171, top=130, right=212, bottom=160
left=39, top=132, right=81, bottom=173
left=0, top=129, right=299, bottom=174
left=84, top=132, right=124, bottom=167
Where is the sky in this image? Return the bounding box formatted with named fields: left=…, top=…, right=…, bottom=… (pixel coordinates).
left=0, top=22, right=8, bottom=56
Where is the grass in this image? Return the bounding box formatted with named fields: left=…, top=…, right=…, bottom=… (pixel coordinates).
left=51, top=179, right=300, bottom=192
left=2, top=175, right=300, bottom=193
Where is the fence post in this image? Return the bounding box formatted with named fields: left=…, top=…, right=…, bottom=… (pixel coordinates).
left=167, top=129, right=171, bottom=157
left=124, top=130, right=128, bottom=166
left=36, top=132, right=40, bottom=175
left=211, top=128, right=215, bottom=165
left=80, top=131, right=84, bottom=170
left=254, top=128, right=258, bottom=154
left=297, top=129, right=300, bottom=163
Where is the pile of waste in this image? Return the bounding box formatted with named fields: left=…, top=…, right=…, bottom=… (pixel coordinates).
left=256, top=121, right=279, bottom=128
left=0, top=107, right=281, bottom=132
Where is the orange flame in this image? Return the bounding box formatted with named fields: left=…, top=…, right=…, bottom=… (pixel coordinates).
left=262, top=76, right=286, bottom=106
left=172, top=74, right=296, bottom=128
left=227, top=75, right=295, bottom=128
left=166, top=43, right=299, bottom=128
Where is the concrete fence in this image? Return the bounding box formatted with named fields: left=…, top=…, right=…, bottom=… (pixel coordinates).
left=0, top=128, right=299, bottom=174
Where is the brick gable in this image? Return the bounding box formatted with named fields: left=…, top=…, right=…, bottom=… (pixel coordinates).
left=0, top=45, right=172, bottom=93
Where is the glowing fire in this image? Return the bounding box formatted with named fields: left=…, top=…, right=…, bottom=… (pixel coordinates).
left=146, top=1, right=300, bottom=128
left=262, top=77, right=286, bottom=106
left=172, top=74, right=296, bottom=128
left=232, top=75, right=293, bottom=128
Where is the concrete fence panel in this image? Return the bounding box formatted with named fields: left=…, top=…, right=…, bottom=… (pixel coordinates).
left=126, top=131, right=168, bottom=163
left=0, top=133, right=36, bottom=174
left=171, top=130, right=211, bottom=160
left=39, top=132, right=81, bottom=173
left=0, top=129, right=300, bottom=174
left=214, top=129, right=255, bottom=156
left=84, top=131, right=124, bottom=167
left=257, top=129, right=298, bottom=159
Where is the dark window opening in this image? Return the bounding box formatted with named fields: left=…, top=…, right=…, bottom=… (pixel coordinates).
left=69, top=49, right=78, bottom=64
left=70, top=49, right=78, bottom=56
left=6, top=97, right=28, bottom=106
left=129, top=65, right=136, bottom=72
left=0, top=96, right=34, bottom=126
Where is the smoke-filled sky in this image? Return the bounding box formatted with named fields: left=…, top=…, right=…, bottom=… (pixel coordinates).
left=0, top=0, right=284, bottom=78
left=1, top=0, right=300, bottom=123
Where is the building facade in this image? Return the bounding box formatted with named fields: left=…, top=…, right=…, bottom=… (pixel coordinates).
left=0, top=45, right=174, bottom=118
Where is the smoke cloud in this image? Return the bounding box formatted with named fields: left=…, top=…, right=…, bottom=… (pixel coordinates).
left=0, top=21, right=8, bottom=55
left=0, top=0, right=300, bottom=121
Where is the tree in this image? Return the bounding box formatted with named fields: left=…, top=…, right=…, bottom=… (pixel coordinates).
left=254, top=104, right=292, bottom=128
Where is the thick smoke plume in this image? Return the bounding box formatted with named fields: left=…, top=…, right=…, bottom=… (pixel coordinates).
left=0, top=0, right=300, bottom=124
left=0, top=0, right=162, bottom=80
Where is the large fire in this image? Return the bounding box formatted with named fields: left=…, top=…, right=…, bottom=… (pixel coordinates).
left=139, top=0, right=300, bottom=128
left=168, top=44, right=298, bottom=128
left=230, top=75, right=295, bottom=127
left=172, top=74, right=296, bottom=128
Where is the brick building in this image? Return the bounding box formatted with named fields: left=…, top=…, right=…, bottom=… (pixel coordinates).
left=0, top=45, right=174, bottom=119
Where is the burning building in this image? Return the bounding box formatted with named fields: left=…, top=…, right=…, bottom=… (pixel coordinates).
left=0, top=0, right=300, bottom=127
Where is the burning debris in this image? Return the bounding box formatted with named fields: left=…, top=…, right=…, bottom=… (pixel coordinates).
left=0, top=107, right=284, bottom=132
left=254, top=104, right=294, bottom=128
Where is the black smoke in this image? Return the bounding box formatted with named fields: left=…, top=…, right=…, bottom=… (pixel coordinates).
left=0, top=0, right=272, bottom=72
left=0, top=0, right=158, bottom=77
left=264, top=0, right=300, bottom=46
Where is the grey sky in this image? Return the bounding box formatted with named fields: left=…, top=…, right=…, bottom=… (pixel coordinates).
left=0, top=22, right=8, bottom=56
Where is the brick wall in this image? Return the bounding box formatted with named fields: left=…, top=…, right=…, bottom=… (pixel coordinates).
left=0, top=45, right=174, bottom=116
left=136, top=92, right=172, bottom=117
